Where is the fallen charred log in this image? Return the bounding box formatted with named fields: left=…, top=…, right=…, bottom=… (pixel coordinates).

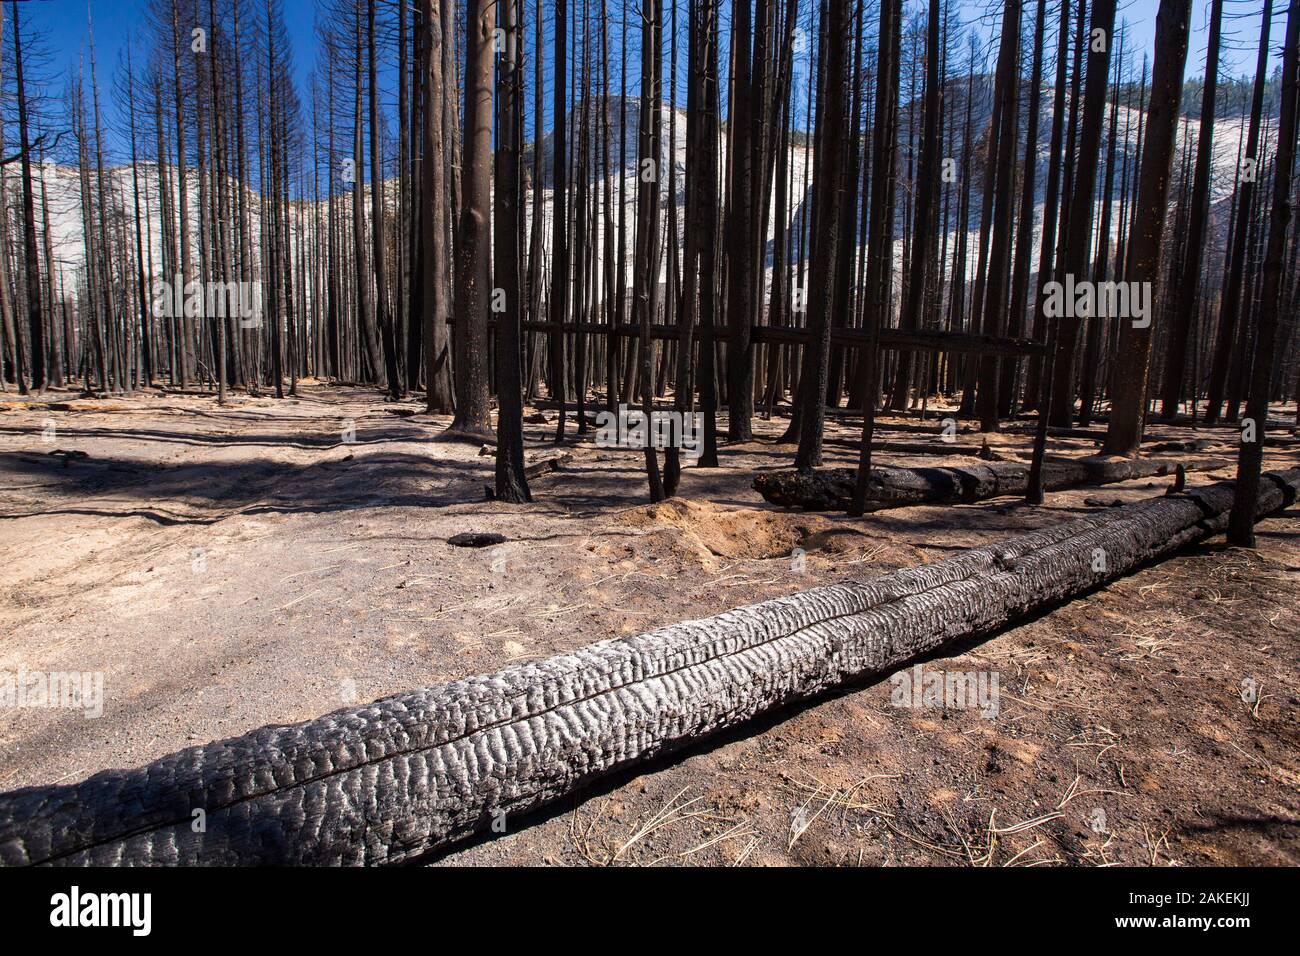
left=752, top=456, right=1220, bottom=512
left=1, top=469, right=1295, bottom=866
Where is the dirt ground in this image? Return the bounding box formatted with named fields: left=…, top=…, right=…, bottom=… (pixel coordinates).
left=1, top=382, right=1297, bottom=867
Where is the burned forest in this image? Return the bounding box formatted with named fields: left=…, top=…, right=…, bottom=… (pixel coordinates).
left=0, top=0, right=1298, bottom=893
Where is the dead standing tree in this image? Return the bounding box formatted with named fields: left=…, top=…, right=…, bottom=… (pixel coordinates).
left=999, top=0, right=1048, bottom=418
left=494, top=0, right=531, bottom=502
left=370, top=0, right=403, bottom=398
left=1204, top=2, right=1273, bottom=425
left=1103, top=0, right=1192, bottom=456
left=792, top=0, right=851, bottom=474
left=446, top=0, right=495, bottom=441
left=550, top=0, right=570, bottom=441
left=420, top=0, right=455, bottom=413
left=974, top=0, right=1022, bottom=432
left=665, top=0, right=721, bottom=494
left=890, top=0, right=944, bottom=416
left=725, top=0, right=756, bottom=442
left=1228, top=0, right=1300, bottom=546
left=634, top=0, right=666, bottom=501
left=1046, top=0, right=1117, bottom=427
left=1158, top=0, right=1223, bottom=420
left=10, top=1, right=44, bottom=393
left=851, top=0, right=901, bottom=516
left=1023, top=0, right=1074, bottom=412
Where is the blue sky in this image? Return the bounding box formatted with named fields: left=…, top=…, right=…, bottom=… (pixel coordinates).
left=19, top=0, right=1285, bottom=163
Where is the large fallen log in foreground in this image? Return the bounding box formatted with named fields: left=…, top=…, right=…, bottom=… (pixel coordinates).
left=753, top=456, right=1220, bottom=512
left=2, top=469, right=1296, bottom=866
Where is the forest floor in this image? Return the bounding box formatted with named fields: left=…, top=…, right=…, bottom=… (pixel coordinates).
left=1, top=382, right=1298, bottom=866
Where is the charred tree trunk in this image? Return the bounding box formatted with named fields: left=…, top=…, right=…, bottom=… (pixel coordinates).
left=1158, top=0, right=1223, bottom=419
left=494, top=0, right=531, bottom=502
left=421, top=0, right=455, bottom=413
left=1228, top=0, right=1300, bottom=546
left=1022, top=0, right=1073, bottom=411
left=725, top=0, right=756, bottom=442
left=792, top=0, right=851, bottom=473
left=447, top=0, right=496, bottom=440
left=370, top=0, right=403, bottom=398
left=762, top=454, right=1217, bottom=512
left=352, top=2, right=382, bottom=388
left=549, top=0, right=570, bottom=440
left=890, top=0, right=944, bottom=415
left=1204, top=3, right=1272, bottom=425
left=974, top=0, right=1022, bottom=432
left=1103, top=0, right=1192, bottom=456
left=1047, top=0, right=1117, bottom=426
left=999, top=0, right=1047, bottom=418
left=11, top=2, right=44, bottom=393
left=850, top=0, right=902, bottom=515
left=635, top=0, right=666, bottom=501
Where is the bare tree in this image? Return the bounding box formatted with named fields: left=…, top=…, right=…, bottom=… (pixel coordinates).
left=1103, top=0, right=1192, bottom=455
left=793, top=0, right=851, bottom=473
left=420, top=0, right=454, bottom=412
left=1228, top=0, right=1300, bottom=545
left=634, top=0, right=666, bottom=500
left=1159, top=0, right=1223, bottom=419
left=446, top=0, right=494, bottom=440
left=1204, top=1, right=1273, bottom=424
left=10, top=1, right=43, bottom=392
left=1047, top=0, right=1117, bottom=426
left=494, top=0, right=531, bottom=501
